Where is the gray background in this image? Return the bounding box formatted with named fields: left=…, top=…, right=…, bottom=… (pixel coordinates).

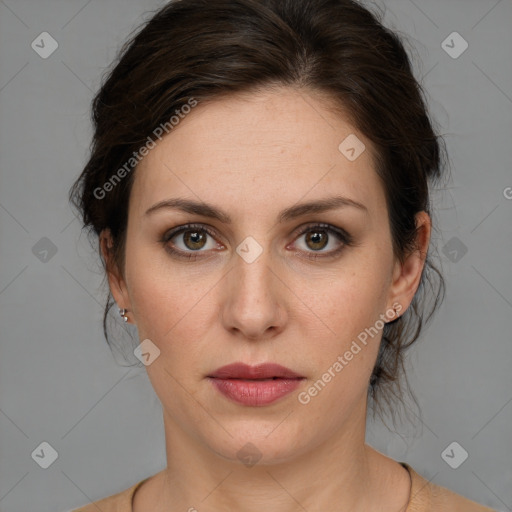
left=0, top=0, right=511, bottom=511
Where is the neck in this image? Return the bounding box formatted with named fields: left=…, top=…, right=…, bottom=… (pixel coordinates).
left=152, top=401, right=399, bottom=512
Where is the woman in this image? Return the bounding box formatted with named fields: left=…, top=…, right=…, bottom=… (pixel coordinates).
left=68, top=0, right=496, bottom=510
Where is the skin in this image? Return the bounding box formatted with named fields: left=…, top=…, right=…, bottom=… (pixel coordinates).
left=100, top=86, right=430, bottom=511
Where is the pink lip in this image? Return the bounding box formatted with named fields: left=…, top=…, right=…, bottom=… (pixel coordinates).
left=207, top=363, right=305, bottom=406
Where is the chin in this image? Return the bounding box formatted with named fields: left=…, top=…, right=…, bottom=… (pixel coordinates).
left=202, top=421, right=312, bottom=467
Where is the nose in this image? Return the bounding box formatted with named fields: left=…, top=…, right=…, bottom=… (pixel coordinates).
left=221, top=244, right=286, bottom=341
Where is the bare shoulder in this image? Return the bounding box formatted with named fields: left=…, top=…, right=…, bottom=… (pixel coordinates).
left=428, top=482, right=497, bottom=512
left=406, top=464, right=497, bottom=512
left=70, top=476, right=151, bottom=512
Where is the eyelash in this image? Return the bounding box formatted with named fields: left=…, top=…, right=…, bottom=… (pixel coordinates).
left=160, top=223, right=354, bottom=261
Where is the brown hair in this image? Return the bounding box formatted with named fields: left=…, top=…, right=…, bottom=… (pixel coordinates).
left=69, top=0, right=448, bottom=423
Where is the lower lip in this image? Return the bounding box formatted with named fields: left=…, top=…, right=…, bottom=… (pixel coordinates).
left=208, top=377, right=303, bottom=406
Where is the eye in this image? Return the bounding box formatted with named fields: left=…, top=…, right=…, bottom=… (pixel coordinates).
left=290, top=223, right=353, bottom=260
left=161, top=224, right=223, bottom=260
left=161, top=222, right=354, bottom=261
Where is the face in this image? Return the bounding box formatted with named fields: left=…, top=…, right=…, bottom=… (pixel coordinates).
left=103, top=87, right=429, bottom=465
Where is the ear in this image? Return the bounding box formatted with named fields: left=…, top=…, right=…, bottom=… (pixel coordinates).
left=386, top=211, right=431, bottom=318
left=99, top=228, right=133, bottom=323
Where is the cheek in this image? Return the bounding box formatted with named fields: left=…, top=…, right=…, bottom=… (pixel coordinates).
left=129, top=272, right=200, bottom=344
left=299, top=289, right=383, bottom=422
left=125, top=247, right=217, bottom=360
left=300, top=257, right=390, bottom=390
left=313, top=262, right=390, bottom=342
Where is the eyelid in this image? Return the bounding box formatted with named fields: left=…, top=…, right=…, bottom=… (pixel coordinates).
left=160, top=223, right=223, bottom=261
left=161, top=222, right=353, bottom=259
left=162, top=223, right=224, bottom=249
left=291, top=222, right=353, bottom=244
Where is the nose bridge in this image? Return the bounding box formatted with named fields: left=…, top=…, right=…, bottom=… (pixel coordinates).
left=222, top=235, right=284, bottom=338
left=232, top=237, right=275, bottom=305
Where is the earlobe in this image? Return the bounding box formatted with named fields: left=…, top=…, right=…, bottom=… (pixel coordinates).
left=386, top=211, right=431, bottom=316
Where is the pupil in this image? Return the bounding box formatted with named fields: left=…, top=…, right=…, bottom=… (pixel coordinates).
left=307, top=230, right=327, bottom=250
left=186, top=231, right=205, bottom=250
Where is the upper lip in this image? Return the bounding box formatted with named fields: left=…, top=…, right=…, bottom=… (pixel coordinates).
left=208, top=363, right=304, bottom=379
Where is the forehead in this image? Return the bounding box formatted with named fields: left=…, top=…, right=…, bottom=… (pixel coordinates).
left=130, top=87, right=386, bottom=219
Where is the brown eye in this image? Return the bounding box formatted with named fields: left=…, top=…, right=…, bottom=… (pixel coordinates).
left=182, top=230, right=208, bottom=250
left=304, top=229, right=329, bottom=251
left=292, top=223, right=353, bottom=260
left=161, top=224, right=222, bottom=260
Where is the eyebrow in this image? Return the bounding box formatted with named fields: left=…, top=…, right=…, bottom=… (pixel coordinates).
left=144, top=195, right=368, bottom=223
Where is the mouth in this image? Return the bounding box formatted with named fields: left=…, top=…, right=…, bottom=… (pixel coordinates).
left=207, top=363, right=305, bottom=406
left=207, top=362, right=305, bottom=380
left=219, top=377, right=297, bottom=381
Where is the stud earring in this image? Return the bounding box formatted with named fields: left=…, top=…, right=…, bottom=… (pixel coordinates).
left=118, top=307, right=129, bottom=322
left=386, top=304, right=402, bottom=324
